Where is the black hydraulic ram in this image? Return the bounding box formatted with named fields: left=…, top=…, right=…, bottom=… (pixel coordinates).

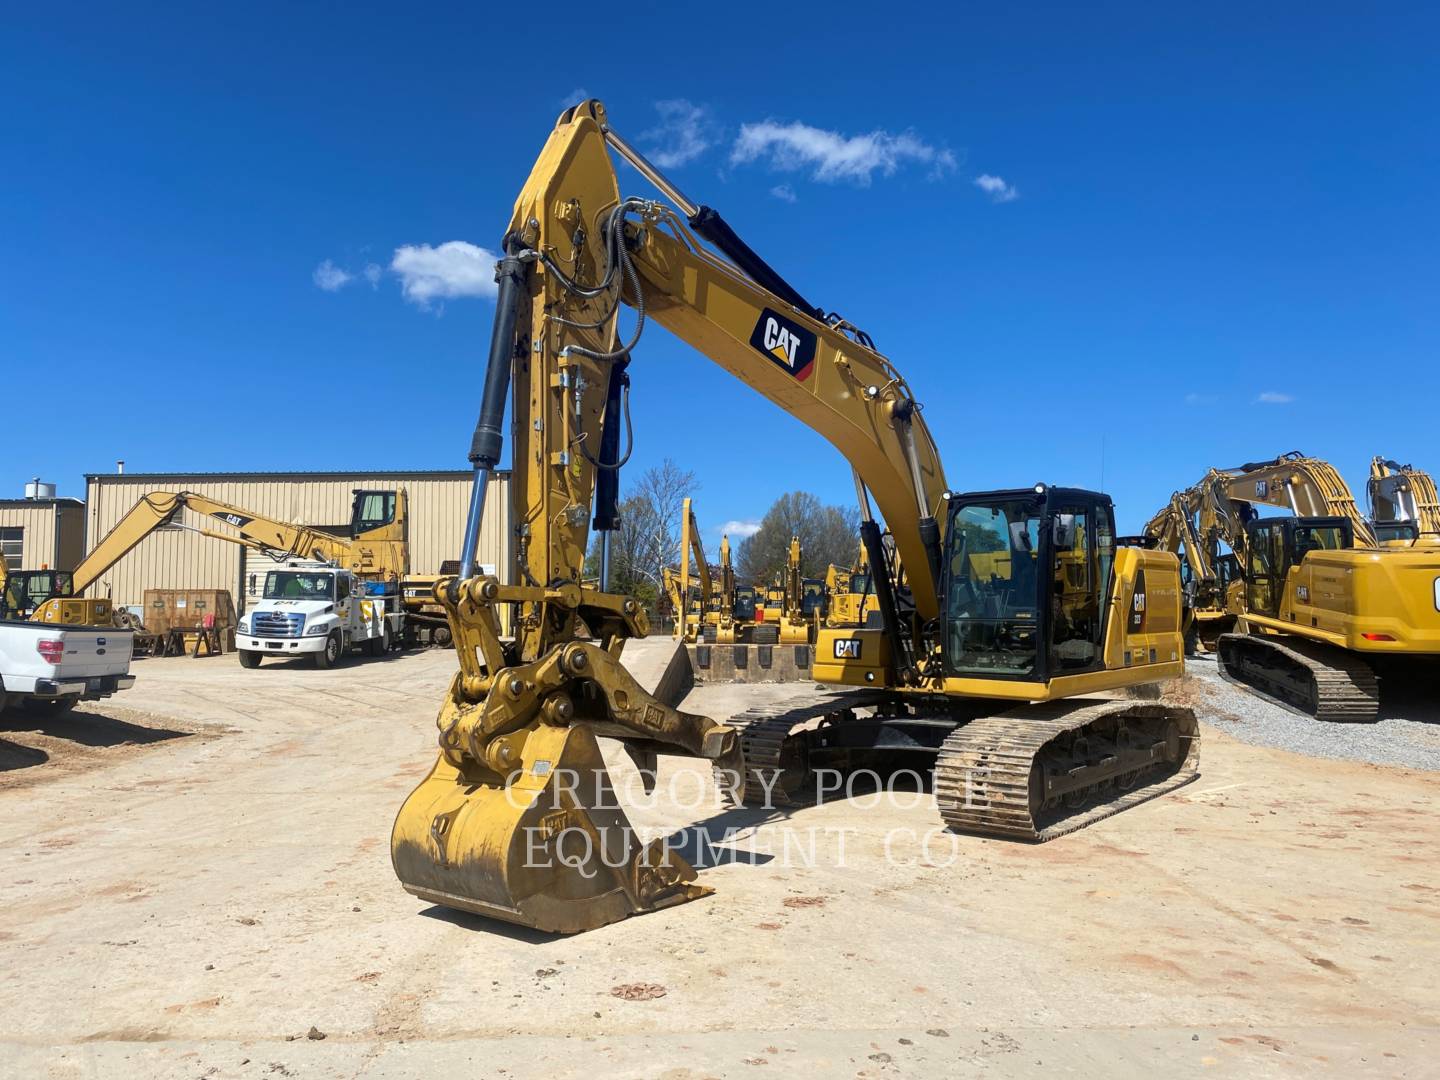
left=590, top=359, right=630, bottom=590
left=600, top=123, right=824, bottom=322
left=457, top=247, right=530, bottom=587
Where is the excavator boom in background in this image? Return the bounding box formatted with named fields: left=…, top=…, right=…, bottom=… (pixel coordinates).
left=390, top=100, right=1199, bottom=935
left=1, top=489, right=447, bottom=640
left=1369, top=457, right=1440, bottom=543
left=1149, top=452, right=1440, bottom=721
left=662, top=496, right=712, bottom=642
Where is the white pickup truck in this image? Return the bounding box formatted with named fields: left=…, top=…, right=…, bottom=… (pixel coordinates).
left=236, top=562, right=402, bottom=669
left=0, top=620, right=136, bottom=714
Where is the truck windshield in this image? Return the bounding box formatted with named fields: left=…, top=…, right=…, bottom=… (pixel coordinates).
left=943, top=498, right=1043, bottom=678
left=263, top=571, right=336, bottom=601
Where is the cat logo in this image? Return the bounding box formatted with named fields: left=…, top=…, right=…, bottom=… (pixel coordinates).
left=1254, top=480, right=1270, bottom=498
left=213, top=511, right=253, bottom=528
left=749, top=307, right=817, bottom=380
left=1128, top=568, right=1147, bottom=632
left=833, top=637, right=863, bottom=660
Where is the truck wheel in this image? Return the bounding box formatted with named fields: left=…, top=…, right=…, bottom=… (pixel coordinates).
left=432, top=625, right=453, bottom=648
left=314, top=632, right=342, bottom=669
left=368, top=623, right=390, bottom=658
left=238, top=650, right=262, bottom=669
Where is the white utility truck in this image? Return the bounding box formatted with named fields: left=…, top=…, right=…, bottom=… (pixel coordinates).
left=0, top=620, right=136, bottom=713
left=236, top=561, right=402, bottom=669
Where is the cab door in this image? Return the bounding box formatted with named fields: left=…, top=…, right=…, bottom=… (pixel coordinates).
left=1245, top=522, right=1283, bottom=618
left=1047, top=498, right=1112, bottom=674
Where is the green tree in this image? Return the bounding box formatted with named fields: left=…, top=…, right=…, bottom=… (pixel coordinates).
left=735, top=491, right=859, bottom=585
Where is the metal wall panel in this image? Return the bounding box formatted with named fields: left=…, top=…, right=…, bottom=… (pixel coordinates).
left=0, top=501, right=83, bottom=570
left=82, top=472, right=511, bottom=609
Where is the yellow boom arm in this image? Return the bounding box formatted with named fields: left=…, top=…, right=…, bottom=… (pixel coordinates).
left=73, top=489, right=409, bottom=596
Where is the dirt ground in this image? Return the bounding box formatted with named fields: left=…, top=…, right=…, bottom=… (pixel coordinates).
left=1, top=643, right=1436, bottom=1079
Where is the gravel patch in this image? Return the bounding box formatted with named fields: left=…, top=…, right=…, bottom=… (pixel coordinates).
left=1163, top=655, right=1440, bottom=771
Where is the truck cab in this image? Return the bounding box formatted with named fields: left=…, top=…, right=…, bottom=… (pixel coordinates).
left=235, top=561, right=401, bottom=669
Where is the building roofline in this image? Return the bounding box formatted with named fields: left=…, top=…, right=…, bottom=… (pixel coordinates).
left=84, top=469, right=510, bottom=482
left=0, top=497, right=85, bottom=508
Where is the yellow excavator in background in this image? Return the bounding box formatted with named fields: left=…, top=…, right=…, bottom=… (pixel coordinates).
left=774, top=535, right=825, bottom=644
left=701, top=532, right=758, bottom=644
left=389, top=100, right=1198, bottom=934
left=662, top=496, right=712, bottom=642
left=1150, top=452, right=1440, bottom=721
left=1142, top=489, right=1241, bottom=651
left=1369, top=457, right=1440, bottom=544
left=1, top=489, right=435, bottom=632
left=826, top=536, right=882, bottom=628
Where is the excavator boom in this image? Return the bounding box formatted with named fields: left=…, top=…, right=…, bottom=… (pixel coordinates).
left=1369, top=457, right=1440, bottom=540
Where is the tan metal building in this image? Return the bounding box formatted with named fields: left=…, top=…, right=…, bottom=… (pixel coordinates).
left=82, top=471, right=511, bottom=611
left=0, top=497, right=86, bottom=575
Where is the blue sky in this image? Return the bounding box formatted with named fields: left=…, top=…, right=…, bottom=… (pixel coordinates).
left=3, top=3, right=1435, bottom=539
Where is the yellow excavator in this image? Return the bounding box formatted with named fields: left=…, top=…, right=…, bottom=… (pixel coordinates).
left=1150, top=452, right=1440, bottom=721
left=1142, top=489, right=1241, bottom=651
left=2, top=489, right=425, bottom=628
left=774, top=535, right=825, bottom=644
left=389, top=100, right=1198, bottom=934
left=826, top=536, right=882, bottom=628
left=662, top=496, right=712, bottom=642
left=1369, top=457, right=1440, bottom=544
left=700, top=532, right=758, bottom=644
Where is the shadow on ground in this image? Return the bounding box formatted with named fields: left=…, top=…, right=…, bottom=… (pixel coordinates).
left=0, top=709, right=189, bottom=748
left=0, top=737, right=48, bottom=773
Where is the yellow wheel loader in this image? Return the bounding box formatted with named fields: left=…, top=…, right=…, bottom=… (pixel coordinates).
left=390, top=100, right=1198, bottom=934
left=1150, top=452, right=1440, bottom=721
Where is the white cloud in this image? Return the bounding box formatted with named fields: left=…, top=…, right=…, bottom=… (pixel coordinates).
left=770, top=184, right=797, bottom=203
left=730, top=119, right=956, bottom=185
left=720, top=519, right=762, bottom=540
left=1184, top=391, right=1217, bottom=405
left=362, top=263, right=382, bottom=289
left=391, top=241, right=499, bottom=309
left=641, top=99, right=713, bottom=168
left=312, top=259, right=353, bottom=291
left=974, top=174, right=1019, bottom=203
left=1254, top=391, right=1295, bottom=404
left=557, top=88, right=591, bottom=109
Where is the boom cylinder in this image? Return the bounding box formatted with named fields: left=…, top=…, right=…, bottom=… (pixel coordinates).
left=459, top=251, right=529, bottom=580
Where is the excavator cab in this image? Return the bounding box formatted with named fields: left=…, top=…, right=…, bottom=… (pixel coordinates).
left=2, top=569, right=75, bottom=619
left=1242, top=516, right=1353, bottom=618
left=350, top=490, right=398, bottom=536
left=942, top=486, right=1115, bottom=680
left=733, top=585, right=758, bottom=622
left=1374, top=521, right=1420, bottom=544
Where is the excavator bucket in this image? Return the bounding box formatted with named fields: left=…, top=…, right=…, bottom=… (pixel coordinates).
left=392, top=723, right=709, bottom=934
left=391, top=575, right=740, bottom=935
